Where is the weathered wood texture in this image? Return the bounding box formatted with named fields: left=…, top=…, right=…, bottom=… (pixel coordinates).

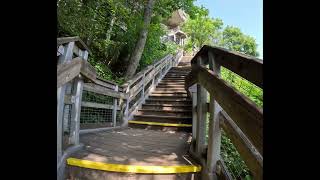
left=57, top=58, right=96, bottom=88
left=57, top=36, right=91, bottom=53
left=83, top=83, right=126, bottom=99
left=192, top=45, right=263, bottom=88
left=71, top=128, right=195, bottom=166
left=219, top=111, right=262, bottom=180
left=187, top=66, right=263, bottom=155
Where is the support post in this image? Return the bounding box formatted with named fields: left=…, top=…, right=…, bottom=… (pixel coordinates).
left=112, top=85, right=118, bottom=127
left=57, top=42, right=74, bottom=164
left=69, top=75, right=84, bottom=145
left=195, top=56, right=207, bottom=156
left=189, top=84, right=197, bottom=141
left=123, top=84, right=130, bottom=126
left=206, top=51, right=222, bottom=180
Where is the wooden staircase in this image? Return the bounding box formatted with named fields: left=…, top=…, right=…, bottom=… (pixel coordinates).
left=129, top=57, right=193, bottom=132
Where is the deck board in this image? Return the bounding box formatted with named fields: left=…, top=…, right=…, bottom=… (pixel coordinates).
left=70, top=128, right=196, bottom=166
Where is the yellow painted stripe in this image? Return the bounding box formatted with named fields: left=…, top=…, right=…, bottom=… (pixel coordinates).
left=129, top=120, right=192, bottom=127
left=67, top=158, right=201, bottom=173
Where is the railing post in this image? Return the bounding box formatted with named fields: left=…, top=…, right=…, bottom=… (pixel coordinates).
left=123, top=84, right=130, bottom=126
left=142, top=72, right=145, bottom=100
left=206, top=51, right=222, bottom=180
left=112, top=85, right=118, bottom=127
left=189, top=84, right=197, bottom=140
left=69, top=75, right=84, bottom=145
left=57, top=41, right=74, bottom=164
left=195, top=56, right=208, bottom=156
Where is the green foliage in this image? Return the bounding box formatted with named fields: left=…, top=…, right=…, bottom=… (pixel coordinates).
left=58, top=0, right=194, bottom=83
left=221, top=67, right=263, bottom=108
left=182, top=11, right=223, bottom=48
left=221, top=26, right=259, bottom=57
left=221, top=131, right=252, bottom=179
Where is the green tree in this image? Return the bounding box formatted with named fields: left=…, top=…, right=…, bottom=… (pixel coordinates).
left=221, top=26, right=259, bottom=57
left=182, top=9, right=223, bottom=49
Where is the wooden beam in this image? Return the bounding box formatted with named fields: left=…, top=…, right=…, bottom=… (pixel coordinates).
left=93, top=78, right=116, bottom=90
left=195, top=57, right=207, bottom=156
left=83, top=83, right=126, bottom=99
left=57, top=36, right=91, bottom=54
left=219, top=111, right=262, bottom=180
left=81, top=101, right=119, bottom=110
left=57, top=58, right=96, bottom=88
left=112, top=86, right=119, bottom=127
left=191, top=45, right=263, bottom=88
left=206, top=51, right=222, bottom=176
left=190, top=65, right=263, bottom=155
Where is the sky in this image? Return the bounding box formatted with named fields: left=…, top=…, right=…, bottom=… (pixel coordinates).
left=194, top=0, right=263, bottom=58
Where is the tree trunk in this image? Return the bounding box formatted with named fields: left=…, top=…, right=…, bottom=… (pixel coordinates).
left=124, top=0, right=155, bottom=80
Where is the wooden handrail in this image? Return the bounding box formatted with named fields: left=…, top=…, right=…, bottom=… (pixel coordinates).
left=57, top=36, right=91, bottom=54
left=219, top=111, right=262, bottom=180
left=57, top=57, right=96, bottom=88
left=186, top=45, right=263, bottom=180
left=191, top=45, right=263, bottom=88
left=185, top=65, right=263, bottom=155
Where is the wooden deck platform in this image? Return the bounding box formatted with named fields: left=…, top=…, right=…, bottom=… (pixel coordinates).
left=66, top=128, right=200, bottom=178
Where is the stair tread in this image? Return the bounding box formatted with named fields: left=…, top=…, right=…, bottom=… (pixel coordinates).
left=138, top=109, right=192, bottom=112
left=134, top=114, right=192, bottom=119
left=147, top=98, right=191, bottom=101
left=143, top=104, right=191, bottom=107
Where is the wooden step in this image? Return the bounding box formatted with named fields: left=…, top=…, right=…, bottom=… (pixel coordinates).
left=141, top=104, right=191, bottom=111
left=150, top=93, right=188, bottom=97
left=136, top=109, right=192, bottom=116
left=133, top=115, right=192, bottom=124
left=155, top=87, right=186, bottom=91
left=160, top=80, right=185, bottom=83
left=158, top=82, right=185, bottom=86
left=146, top=99, right=191, bottom=105
left=156, top=85, right=185, bottom=88
left=151, top=91, right=187, bottom=94
left=128, top=123, right=192, bottom=132
left=148, top=96, right=190, bottom=101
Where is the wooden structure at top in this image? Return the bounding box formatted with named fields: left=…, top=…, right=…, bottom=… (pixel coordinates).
left=57, top=37, right=263, bottom=180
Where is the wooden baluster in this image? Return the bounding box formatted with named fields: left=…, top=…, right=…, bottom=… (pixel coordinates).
left=195, top=56, right=208, bottom=156
left=206, top=51, right=222, bottom=180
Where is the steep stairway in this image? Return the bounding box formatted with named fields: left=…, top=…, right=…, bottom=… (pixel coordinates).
left=129, top=56, right=193, bottom=132
left=65, top=56, right=200, bottom=180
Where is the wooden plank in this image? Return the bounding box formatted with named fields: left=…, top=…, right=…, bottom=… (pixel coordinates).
left=57, top=58, right=96, bottom=88
left=57, top=36, right=91, bottom=53
left=207, top=51, right=222, bottom=175
left=129, top=80, right=143, bottom=97
left=192, top=45, right=263, bottom=88
left=69, top=77, right=84, bottom=145
left=83, top=83, right=126, bottom=99
left=93, top=78, right=116, bottom=90
left=219, top=111, right=262, bottom=180
left=81, top=101, right=119, bottom=110
left=80, top=60, right=96, bottom=82
left=96, top=77, right=117, bottom=86
left=191, top=65, right=263, bottom=155
left=195, top=57, right=207, bottom=155
left=112, top=86, right=118, bottom=127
